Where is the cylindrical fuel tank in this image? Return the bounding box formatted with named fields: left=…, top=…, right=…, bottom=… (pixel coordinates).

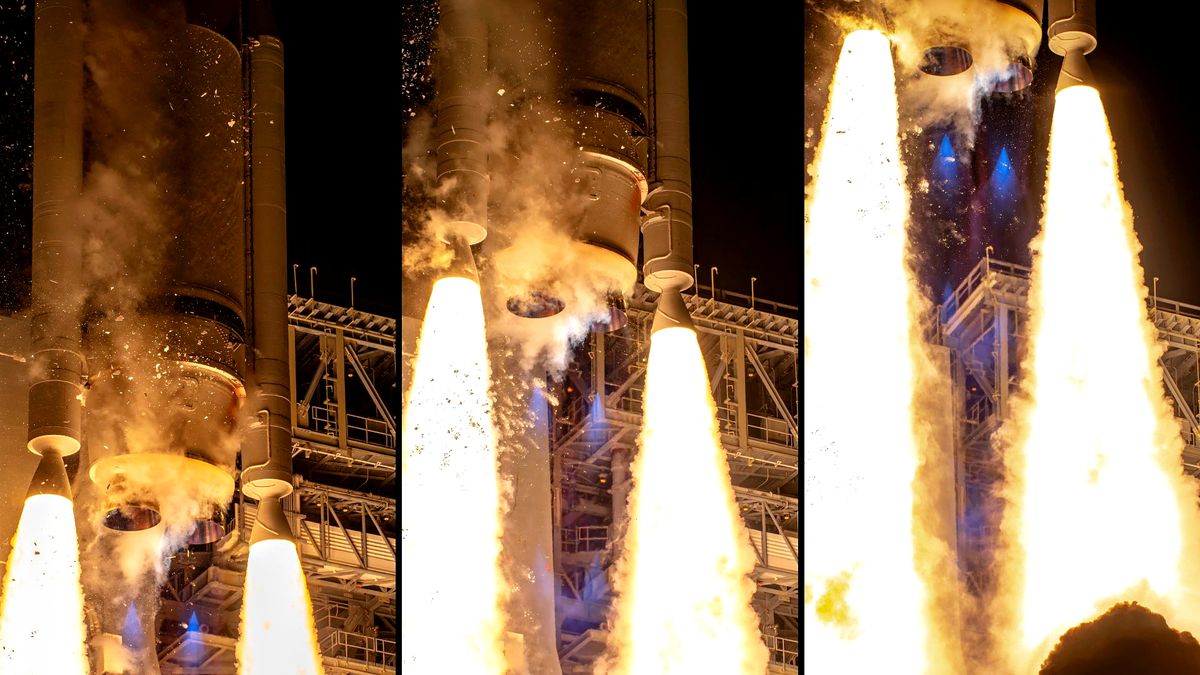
left=83, top=23, right=246, bottom=540
left=547, top=0, right=648, bottom=284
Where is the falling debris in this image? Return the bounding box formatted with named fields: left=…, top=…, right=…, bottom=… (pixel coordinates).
left=400, top=275, right=507, bottom=672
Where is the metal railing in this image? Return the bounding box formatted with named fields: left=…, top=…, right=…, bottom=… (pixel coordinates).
left=689, top=283, right=799, bottom=317
left=764, top=635, right=798, bottom=666
left=1153, top=297, right=1200, bottom=325
left=561, top=525, right=609, bottom=554
left=940, top=257, right=1031, bottom=324
left=942, top=256, right=1200, bottom=330
left=717, top=407, right=797, bottom=449
left=307, top=403, right=396, bottom=449
left=609, top=387, right=645, bottom=415
left=319, top=629, right=396, bottom=668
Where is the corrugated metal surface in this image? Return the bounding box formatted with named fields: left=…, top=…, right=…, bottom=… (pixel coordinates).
left=749, top=529, right=799, bottom=574
left=241, top=502, right=395, bottom=579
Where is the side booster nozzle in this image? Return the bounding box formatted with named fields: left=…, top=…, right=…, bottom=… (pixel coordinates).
left=249, top=496, right=294, bottom=546
left=441, top=234, right=479, bottom=283
left=1048, top=0, right=1097, bottom=93
left=27, top=449, right=72, bottom=500
left=1055, top=49, right=1094, bottom=93
left=651, top=287, right=695, bottom=335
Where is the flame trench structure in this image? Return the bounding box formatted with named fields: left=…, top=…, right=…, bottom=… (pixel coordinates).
left=600, top=323, right=767, bottom=675
left=802, top=29, right=930, bottom=673
left=237, top=539, right=324, bottom=675
left=0, top=494, right=89, bottom=673
left=400, top=275, right=508, bottom=673
left=1000, top=83, right=1200, bottom=671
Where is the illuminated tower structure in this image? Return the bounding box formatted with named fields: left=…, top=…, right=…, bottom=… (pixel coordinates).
left=939, top=255, right=1200, bottom=660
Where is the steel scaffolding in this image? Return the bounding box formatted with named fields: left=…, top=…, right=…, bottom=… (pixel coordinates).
left=940, top=256, right=1200, bottom=603
left=155, top=297, right=396, bottom=674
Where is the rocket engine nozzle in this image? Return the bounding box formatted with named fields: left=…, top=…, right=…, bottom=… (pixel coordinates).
left=442, top=235, right=480, bottom=284
left=1056, top=49, right=1095, bottom=93
left=918, top=45, right=972, bottom=77
left=249, top=496, right=294, bottom=546
left=1048, top=0, right=1097, bottom=57
left=651, top=287, right=694, bottom=336
left=102, top=505, right=162, bottom=532
left=27, top=448, right=72, bottom=500
left=592, top=291, right=629, bottom=333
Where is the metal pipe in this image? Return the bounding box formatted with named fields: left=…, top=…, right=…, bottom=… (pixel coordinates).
left=243, top=34, right=294, bottom=501
left=28, top=0, right=85, bottom=459
left=436, top=0, right=488, bottom=245
left=641, top=0, right=694, bottom=294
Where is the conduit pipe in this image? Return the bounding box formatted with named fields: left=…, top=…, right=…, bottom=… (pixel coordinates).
left=436, top=0, right=489, bottom=246
left=28, top=0, right=85, bottom=460
left=242, top=35, right=294, bottom=504
left=642, top=0, right=694, bottom=294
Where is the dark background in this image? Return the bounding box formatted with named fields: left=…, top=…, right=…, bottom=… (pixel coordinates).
left=0, top=1, right=397, bottom=318
left=688, top=2, right=799, bottom=307
left=805, top=1, right=1200, bottom=306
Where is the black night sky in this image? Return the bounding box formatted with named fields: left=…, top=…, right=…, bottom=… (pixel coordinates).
left=0, top=1, right=398, bottom=318
left=689, top=2, right=799, bottom=308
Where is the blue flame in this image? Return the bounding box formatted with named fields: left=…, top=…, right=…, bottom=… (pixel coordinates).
left=122, top=603, right=143, bottom=650
left=590, top=391, right=604, bottom=423
left=582, top=555, right=609, bottom=602
left=932, top=134, right=959, bottom=184
left=179, top=610, right=203, bottom=665
left=991, top=147, right=1016, bottom=198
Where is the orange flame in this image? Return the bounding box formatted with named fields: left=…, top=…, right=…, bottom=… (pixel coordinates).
left=600, top=325, right=767, bottom=674
left=400, top=276, right=508, bottom=672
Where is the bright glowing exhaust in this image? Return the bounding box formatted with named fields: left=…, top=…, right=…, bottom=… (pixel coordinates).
left=998, top=81, right=1200, bottom=670
left=237, top=530, right=324, bottom=675
left=0, top=451, right=88, bottom=673
left=400, top=260, right=507, bottom=672
left=598, top=289, right=767, bottom=674
left=803, top=29, right=931, bottom=673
